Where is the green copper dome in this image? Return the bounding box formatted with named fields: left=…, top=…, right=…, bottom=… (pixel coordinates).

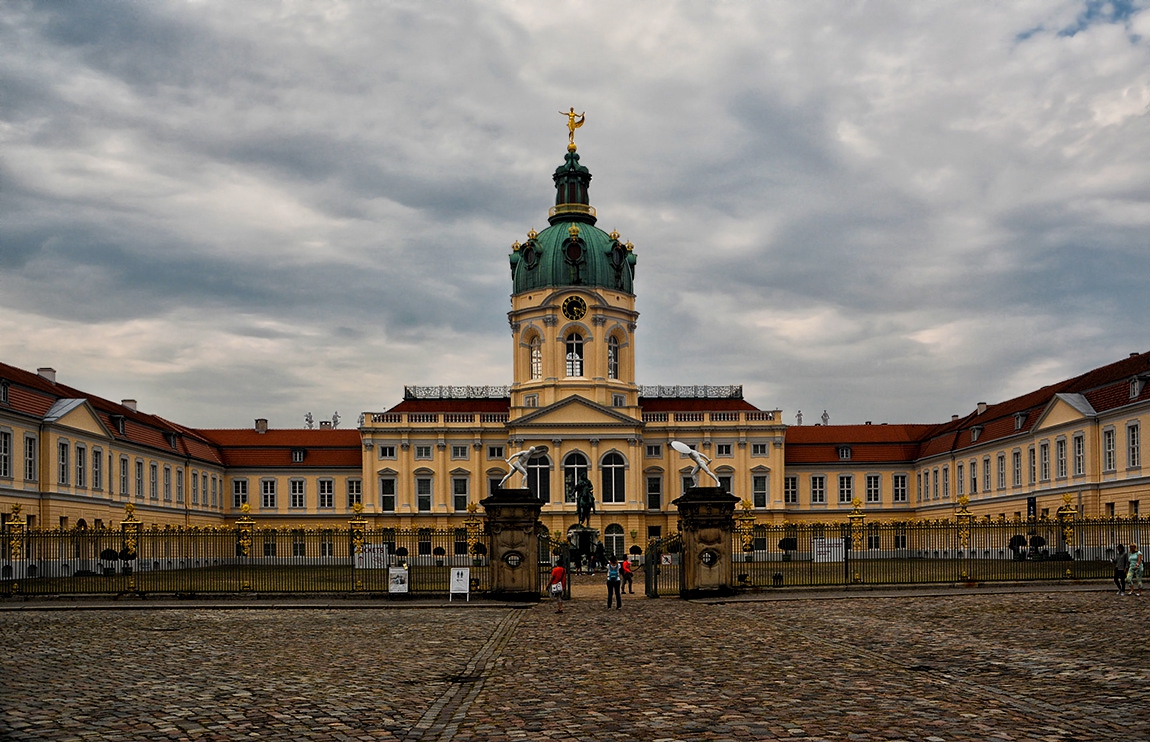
left=509, top=149, right=636, bottom=294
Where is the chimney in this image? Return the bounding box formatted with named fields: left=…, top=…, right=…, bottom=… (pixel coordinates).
left=37, top=367, right=56, bottom=384
left=255, top=418, right=268, bottom=434
left=121, top=399, right=138, bottom=412
left=319, top=420, right=333, bottom=429
left=865, top=421, right=872, bottom=425
left=977, top=402, right=987, bottom=415
left=1132, top=352, right=1140, bottom=357
left=951, top=414, right=959, bottom=422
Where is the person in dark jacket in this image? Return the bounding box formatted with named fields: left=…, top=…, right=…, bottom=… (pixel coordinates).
left=1113, top=545, right=1129, bottom=595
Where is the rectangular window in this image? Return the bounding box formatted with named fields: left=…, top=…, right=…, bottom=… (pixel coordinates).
left=941, top=467, right=949, bottom=499
left=1012, top=451, right=1022, bottom=486
left=192, top=472, right=200, bottom=505
left=233, top=478, right=249, bottom=507
left=717, top=475, right=732, bottom=494
left=1128, top=424, right=1141, bottom=468
left=682, top=476, right=694, bottom=497
left=290, top=479, right=306, bottom=509
left=810, top=475, right=826, bottom=504
left=380, top=478, right=396, bottom=512
left=176, top=468, right=183, bottom=503
left=1103, top=429, right=1116, bottom=471
left=58, top=442, right=70, bottom=485
left=292, top=532, right=306, bottom=557
left=611, top=394, right=625, bottom=407
left=149, top=463, right=158, bottom=500
left=415, top=445, right=433, bottom=459
left=1055, top=439, right=1066, bottom=478
left=867, top=534, right=881, bottom=550
left=0, top=431, right=11, bottom=479
left=263, top=538, right=276, bottom=557
left=210, top=475, right=217, bottom=508
left=752, top=475, right=768, bottom=508
left=839, top=447, right=851, bottom=461
left=261, top=479, right=276, bottom=509
left=924, top=469, right=931, bottom=500
left=784, top=475, right=798, bottom=504
left=24, top=437, right=37, bottom=482
left=932, top=468, right=939, bottom=499
left=92, top=450, right=102, bottom=491
left=1039, top=443, right=1050, bottom=481
left=452, top=478, right=468, bottom=512
left=716, top=443, right=733, bottom=457
left=347, top=479, right=362, bottom=507
left=646, top=477, right=661, bottom=510
left=997, top=454, right=1006, bottom=490
left=120, top=457, right=129, bottom=496
left=378, top=445, right=397, bottom=459
left=865, top=474, right=881, bottom=504
left=752, top=443, right=768, bottom=456
left=75, top=446, right=86, bottom=488
left=1027, top=447, right=1036, bottom=484
left=982, top=458, right=991, bottom=493
left=646, top=444, right=662, bottom=458
left=163, top=466, right=172, bottom=501
left=916, top=472, right=922, bottom=502
left=892, top=473, right=907, bottom=503
left=894, top=532, right=907, bottom=549
left=134, top=460, right=143, bottom=499
left=524, top=394, right=539, bottom=408
left=416, top=477, right=432, bottom=511
left=315, top=479, right=332, bottom=508
left=969, top=460, right=977, bottom=495
left=1073, top=434, right=1085, bottom=476
left=956, top=463, right=965, bottom=495
left=838, top=474, right=853, bottom=503
left=451, top=445, right=469, bottom=460
left=488, top=445, right=505, bottom=460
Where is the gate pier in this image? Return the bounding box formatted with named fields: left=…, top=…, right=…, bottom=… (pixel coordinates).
left=480, top=488, right=544, bottom=601
left=672, top=486, right=739, bottom=598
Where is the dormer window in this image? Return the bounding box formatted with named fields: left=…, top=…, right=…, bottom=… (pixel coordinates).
left=0, top=380, right=8, bottom=405
left=838, top=446, right=852, bottom=461
left=111, top=415, right=126, bottom=435
left=1014, top=412, right=1028, bottom=431
left=165, top=432, right=178, bottom=449
left=1130, top=377, right=1145, bottom=400
left=970, top=426, right=983, bottom=443
left=291, top=449, right=305, bottom=463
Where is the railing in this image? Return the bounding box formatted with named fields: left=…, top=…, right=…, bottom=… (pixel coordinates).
left=644, top=533, right=683, bottom=598
left=0, top=527, right=492, bottom=598
left=407, top=413, right=439, bottom=423
left=640, top=411, right=779, bottom=424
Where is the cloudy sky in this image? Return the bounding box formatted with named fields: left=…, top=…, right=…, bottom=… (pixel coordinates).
left=2, top=1, right=1149, bottom=430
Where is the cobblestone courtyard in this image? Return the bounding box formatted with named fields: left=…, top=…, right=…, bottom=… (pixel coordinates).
left=1, top=586, right=1146, bottom=741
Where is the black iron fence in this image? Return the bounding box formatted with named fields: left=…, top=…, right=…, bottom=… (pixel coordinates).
left=0, top=525, right=493, bottom=598
left=646, top=517, right=1146, bottom=596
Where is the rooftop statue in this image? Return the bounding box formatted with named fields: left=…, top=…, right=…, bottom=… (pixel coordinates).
left=671, top=440, right=721, bottom=488
left=561, top=107, right=585, bottom=147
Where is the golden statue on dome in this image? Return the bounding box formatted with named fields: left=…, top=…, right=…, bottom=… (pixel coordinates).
left=560, top=107, right=585, bottom=150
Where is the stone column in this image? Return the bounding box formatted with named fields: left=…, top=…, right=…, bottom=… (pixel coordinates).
left=480, top=488, right=544, bottom=601
left=672, top=486, right=739, bottom=598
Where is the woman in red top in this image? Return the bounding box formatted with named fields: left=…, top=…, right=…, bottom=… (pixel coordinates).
left=548, top=561, right=567, bottom=613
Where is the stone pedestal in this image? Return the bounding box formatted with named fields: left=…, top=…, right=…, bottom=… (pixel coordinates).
left=672, top=486, right=739, bottom=598
left=480, top=488, right=544, bottom=602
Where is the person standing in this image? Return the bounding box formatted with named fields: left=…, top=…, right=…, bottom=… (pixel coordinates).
left=1113, top=545, right=1129, bottom=595
left=548, top=559, right=568, bottom=613
left=606, top=556, right=622, bottom=609
left=621, top=556, right=634, bottom=594
left=1127, top=543, right=1144, bottom=597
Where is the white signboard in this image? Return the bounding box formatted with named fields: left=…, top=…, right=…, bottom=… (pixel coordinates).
left=660, top=553, right=673, bottom=566
left=449, top=567, right=470, bottom=602
left=355, top=543, right=389, bottom=569
left=388, top=566, right=409, bottom=593
left=812, top=537, right=844, bottom=563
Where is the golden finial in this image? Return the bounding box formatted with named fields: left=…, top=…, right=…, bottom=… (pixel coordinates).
left=466, top=502, right=478, bottom=514
left=527, top=228, right=537, bottom=240
left=608, top=229, right=620, bottom=241
left=567, top=224, right=580, bottom=238
left=240, top=502, right=251, bottom=515
left=512, top=240, right=521, bottom=251
left=560, top=107, right=585, bottom=150
left=9, top=503, right=21, bottom=517
left=624, top=241, right=634, bottom=252
left=353, top=502, right=364, bottom=515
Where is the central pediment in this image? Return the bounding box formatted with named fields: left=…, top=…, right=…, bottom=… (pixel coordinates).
left=510, top=395, right=641, bottom=428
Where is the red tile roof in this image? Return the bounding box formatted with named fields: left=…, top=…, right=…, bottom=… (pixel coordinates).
left=387, top=398, right=511, bottom=414
left=784, top=424, right=937, bottom=465
left=196, top=428, right=362, bottom=468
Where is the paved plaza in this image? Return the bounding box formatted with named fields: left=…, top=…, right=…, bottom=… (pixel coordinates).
left=1, top=581, right=1146, bottom=741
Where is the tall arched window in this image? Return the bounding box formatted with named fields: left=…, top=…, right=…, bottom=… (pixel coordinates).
left=607, top=336, right=619, bottom=380
left=604, top=523, right=625, bottom=559
left=529, top=336, right=542, bottom=380
left=563, top=452, right=589, bottom=503
left=565, top=332, right=584, bottom=376
left=526, top=454, right=551, bottom=503
left=601, top=452, right=626, bottom=504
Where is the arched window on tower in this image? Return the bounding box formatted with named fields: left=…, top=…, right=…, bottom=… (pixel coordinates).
left=601, top=452, right=626, bottom=504
left=529, top=336, right=542, bottom=380
left=566, top=332, right=584, bottom=377
left=607, top=336, right=619, bottom=380
left=563, top=452, right=589, bottom=503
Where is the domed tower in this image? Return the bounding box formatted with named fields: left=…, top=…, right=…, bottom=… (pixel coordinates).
left=507, top=127, right=638, bottom=418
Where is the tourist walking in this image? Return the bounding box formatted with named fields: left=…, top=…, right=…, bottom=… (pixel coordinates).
left=621, top=556, right=634, bottom=594
left=1127, top=543, right=1144, bottom=597
left=1113, top=545, right=1129, bottom=595
left=606, top=556, right=622, bottom=609
left=548, top=559, right=568, bottom=613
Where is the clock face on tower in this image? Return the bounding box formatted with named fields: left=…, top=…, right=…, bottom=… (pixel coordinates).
left=561, top=295, right=587, bottom=321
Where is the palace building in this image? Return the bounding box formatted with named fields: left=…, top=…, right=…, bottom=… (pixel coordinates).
left=2, top=135, right=1148, bottom=553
